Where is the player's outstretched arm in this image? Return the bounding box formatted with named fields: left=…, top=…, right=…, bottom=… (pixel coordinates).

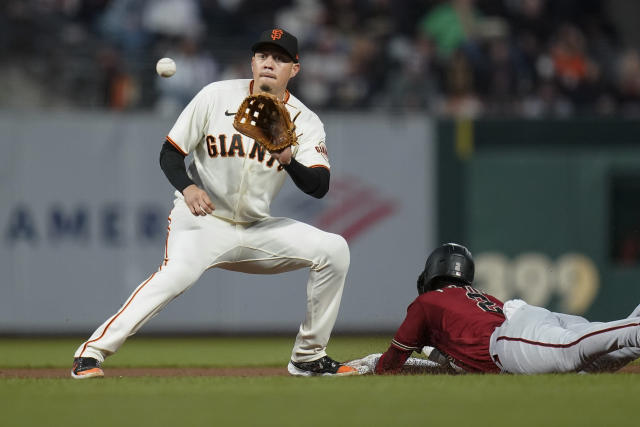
left=346, top=351, right=450, bottom=375
left=346, top=353, right=382, bottom=375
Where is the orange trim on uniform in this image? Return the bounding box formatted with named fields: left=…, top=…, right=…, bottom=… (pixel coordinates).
left=79, top=212, right=174, bottom=356
left=310, top=164, right=330, bottom=170
left=79, top=272, right=158, bottom=357
left=249, top=80, right=254, bottom=94
left=166, top=136, right=188, bottom=156
left=162, top=217, right=172, bottom=267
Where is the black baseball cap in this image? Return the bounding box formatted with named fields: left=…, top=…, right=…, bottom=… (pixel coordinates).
left=251, top=28, right=299, bottom=63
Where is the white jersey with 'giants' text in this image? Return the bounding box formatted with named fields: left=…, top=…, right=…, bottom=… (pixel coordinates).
left=167, top=79, right=330, bottom=223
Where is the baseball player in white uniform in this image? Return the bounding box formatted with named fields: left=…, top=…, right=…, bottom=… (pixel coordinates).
left=71, top=28, right=357, bottom=378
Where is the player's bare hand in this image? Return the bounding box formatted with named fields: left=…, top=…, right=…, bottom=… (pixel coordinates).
left=268, top=146, right=292, bottom=165
left=183, top=184, right=215, bottom=216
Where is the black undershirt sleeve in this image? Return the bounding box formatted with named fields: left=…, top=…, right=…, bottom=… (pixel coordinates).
left=159, top=139, right=194, bottom=193
left=283, top=158, right=330, bottom=199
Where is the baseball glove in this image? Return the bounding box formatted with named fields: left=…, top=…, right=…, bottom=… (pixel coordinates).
left=233, top=93, right=300, bottom=151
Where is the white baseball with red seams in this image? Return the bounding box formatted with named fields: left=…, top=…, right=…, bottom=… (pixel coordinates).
left=74, top=79, right=348, bottom=364
left=156, top=57, right=176, bottom=77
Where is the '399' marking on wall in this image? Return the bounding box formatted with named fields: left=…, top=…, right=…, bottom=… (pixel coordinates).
left=474, top=252, right=599, bottom=315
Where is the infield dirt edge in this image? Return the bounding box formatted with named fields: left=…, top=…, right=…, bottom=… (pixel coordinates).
left=2, top=365, right=640, bottom=378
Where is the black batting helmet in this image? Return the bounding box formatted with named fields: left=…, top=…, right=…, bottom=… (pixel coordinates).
left=417, top=243, right=474, bottom=294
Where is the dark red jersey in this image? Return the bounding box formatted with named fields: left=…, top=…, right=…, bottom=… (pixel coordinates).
left=377, top=284, right=505, bottom=374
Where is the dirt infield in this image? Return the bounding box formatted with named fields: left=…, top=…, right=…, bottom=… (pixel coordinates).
left=2, top=364, right=639, bottom=378
left=0, top=367, right=288, bottom=378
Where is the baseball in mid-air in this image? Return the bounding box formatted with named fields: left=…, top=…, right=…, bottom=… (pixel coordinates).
left=156, top=57, right=176, bottom=77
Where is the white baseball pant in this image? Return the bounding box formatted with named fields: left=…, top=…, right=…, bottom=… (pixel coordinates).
left=489, top=299, right=640, bottom=373
left=74, top=197, right=350, bottom=363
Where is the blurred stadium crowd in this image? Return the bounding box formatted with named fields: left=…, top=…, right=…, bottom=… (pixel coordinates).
left=2, top=0, right=640, bottom=117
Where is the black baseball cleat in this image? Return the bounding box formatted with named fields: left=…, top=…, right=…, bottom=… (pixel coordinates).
left=287, top=355, right=358, bottom=376
left=71, top=357, right=104, bottom=379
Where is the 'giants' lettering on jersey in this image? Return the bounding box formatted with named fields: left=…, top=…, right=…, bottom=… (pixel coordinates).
left=206, top=133, right=279, bottom=169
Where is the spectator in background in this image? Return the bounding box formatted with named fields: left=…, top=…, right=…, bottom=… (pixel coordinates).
left=97, top=45, right=138, bottom=110
left=98, top=0, right=149, bottom=54
left=218, top=57, right=251, bottom=82
left=142, top=0, right=204, bottom=41
left=296, top=27, right=350, bottom=108
left=550, top=24, right=599, bottom=108
left=326, top=0, right=362, bottom=36
left=155, top=37, right=219, bottom=116
left=438, top=48, right=483, bottom=117
left=350, top=0, right=396, bottom=108
left=615, top=49, right=640, bottom=116
left=508, top=0, right=553, bottom=52
left=338, top=35, right=381, bottom=108
left=198, top=0, right=246, bottom=38
left=1, top=0, right=636, bottom=117
left=297, top=0, right=395, bottom=109
left=482, top=34, right=518, bottom=115
left=418, top=0, right=483, bottom=60
left=386, top=33, right=440, bottom=111
left=505, top=0, right=551, bottom=104
left=275, top=0, right=326, bottom=47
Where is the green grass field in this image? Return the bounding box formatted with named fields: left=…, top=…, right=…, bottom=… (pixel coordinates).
left=1, top=336, right=638, bottom=427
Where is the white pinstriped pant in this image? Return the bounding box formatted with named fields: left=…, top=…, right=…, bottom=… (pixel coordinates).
left=74, top=197, right=350, bottom=363
left=489, top=300, right=640, bottom=373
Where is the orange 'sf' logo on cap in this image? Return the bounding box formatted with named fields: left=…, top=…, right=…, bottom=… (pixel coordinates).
left=271, top=29, right=284, bottom=40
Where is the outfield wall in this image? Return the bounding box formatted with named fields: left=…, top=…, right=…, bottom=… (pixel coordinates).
left=4, top=113, right=637, bottom=334
left=0, top=112, right=435, bottom=333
